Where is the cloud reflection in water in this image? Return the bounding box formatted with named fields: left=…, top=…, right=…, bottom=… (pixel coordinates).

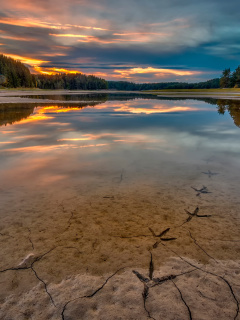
left=0, top=96, right=240, bottom=191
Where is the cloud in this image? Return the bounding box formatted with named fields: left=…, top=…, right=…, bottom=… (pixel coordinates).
left=4, top=54, right=49, bottom=66
left=1, top=0, right=240, bottom=81
left=114, top=67, right=202, bottom=77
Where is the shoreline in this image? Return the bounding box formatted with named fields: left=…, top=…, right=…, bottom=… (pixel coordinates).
left=1, top=89, right=240, bottom=104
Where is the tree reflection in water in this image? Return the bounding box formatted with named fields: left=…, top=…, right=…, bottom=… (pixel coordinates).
left=1, top=96, right=240, bottom=128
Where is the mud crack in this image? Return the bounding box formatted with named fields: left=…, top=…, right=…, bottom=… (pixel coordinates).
left=187, top=229, right=217, bottom=262
left=171, top=280, right=192, bottom=320
left=27, top=227, right=34, bottom=250
left=132, top=252, right=195, bottom=320
left=61, top=267, right=126, bottom=320
left=161, top=243, right=239, bottom=320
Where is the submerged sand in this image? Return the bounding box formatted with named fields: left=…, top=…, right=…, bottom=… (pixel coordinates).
left=0, top=91, right=240, bottom=319
left=0, top=165, right=240, bottom=319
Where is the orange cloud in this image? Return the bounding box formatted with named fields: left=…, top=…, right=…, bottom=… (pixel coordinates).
left=64, top=23, right=108, bottom=31
left=50, top=33, right=143, bottom=44
left=4, top=54, right=48, bottom=66
left=1, top=144, right=73, bottom=153
left=0, top=17, right=62, bottom=29
left=0, top=34, right=36, bottom=41
left=40, top=53, right=67, bottom=57
left=50, top=33, right=165, bottom=44
left=34, top=66, right=81, bottom=75
left=0, top=141, right=17, bottom=144
left=57, top=138, right=90, bottom=141
left=114, top=67, right=202, bottom=78
left=77, top=37, right=145, bottom=44
left=49, top=33, right=89, bottom=38
left=113, top=32, right=169, bottom=36
left=0, top=17, right=108, bottom=31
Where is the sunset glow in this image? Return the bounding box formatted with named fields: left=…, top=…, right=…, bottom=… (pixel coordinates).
left=5, top=54, right=49, bottom=67
left=49, top=34, right=90, bottom=38
left=0, top=17, right=62, bottom=29
left=0, top=0, right=236, bottom=81
left=114, top=67, right=201, bottom=78
left=0, top=17, right=108, bottom=31
left=34, top=66, right=81, bottom=75
left=1, top=3, right=240, bottom=318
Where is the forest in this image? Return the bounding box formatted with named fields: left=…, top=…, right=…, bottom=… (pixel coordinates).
left=0, top=54, right=36, bottom=88
left=36, top=73, right=108, bottom=90
left=108, top=78, right=220, bottom=90
left=0, top=55, right=108, bottom=90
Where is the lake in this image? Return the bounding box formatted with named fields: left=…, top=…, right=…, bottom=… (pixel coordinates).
left=0, top=94, right=239, bottom=320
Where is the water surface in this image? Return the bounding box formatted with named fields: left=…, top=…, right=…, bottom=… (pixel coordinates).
left=0, top=95, right=240, bottom=319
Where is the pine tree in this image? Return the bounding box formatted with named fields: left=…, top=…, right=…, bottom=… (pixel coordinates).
left=220, top=68, right=231, bottom=88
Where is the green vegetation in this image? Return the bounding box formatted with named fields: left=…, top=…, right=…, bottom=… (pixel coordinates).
left=0, top=54, right=36, bottom=88
left=36, top=73, right=108, bottom=90
left=220, top=66, right=240, bottom=88
left=0, top=54, right=108, bottom=90
left=108, top=78, right=220, bottom=91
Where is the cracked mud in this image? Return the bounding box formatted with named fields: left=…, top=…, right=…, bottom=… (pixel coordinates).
left=0, top=159, right=239, bottom=320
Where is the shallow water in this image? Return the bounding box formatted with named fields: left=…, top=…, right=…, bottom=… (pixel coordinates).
left=1, top=96, right=240, bottom=193
left=0, top=95, right=240, bottom=319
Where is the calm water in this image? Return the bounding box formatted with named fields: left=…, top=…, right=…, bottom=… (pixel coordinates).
left=1, top=94, right=240, bottom=212
left=1, top=96, right=240, bottom=190
left=1, top=94, right=240, bottom=219
left=1, top=94, right=240, bottom=319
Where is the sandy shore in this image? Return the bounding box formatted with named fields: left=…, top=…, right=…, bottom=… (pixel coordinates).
left=0, top=90, right=148, bottom=104
left=1, top=89, right=240, bottom=104
left=157, top=93, right=240, bottom=100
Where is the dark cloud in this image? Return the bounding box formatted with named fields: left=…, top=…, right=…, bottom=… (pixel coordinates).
left=0, top=0, right=240, bottom=81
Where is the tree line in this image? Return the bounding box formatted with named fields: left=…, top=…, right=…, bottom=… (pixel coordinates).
left=0, top=54, right=108, bottom=90
left=36, top=73, right=108, bottom=90
left=108, top=78, right=220, bottom=91
left=6, top=53, right=240, bottom=91
left=220, top=66, right=240, bottom=88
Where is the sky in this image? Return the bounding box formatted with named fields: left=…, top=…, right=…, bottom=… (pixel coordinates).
left=0, top=0, right=240, bottom=83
